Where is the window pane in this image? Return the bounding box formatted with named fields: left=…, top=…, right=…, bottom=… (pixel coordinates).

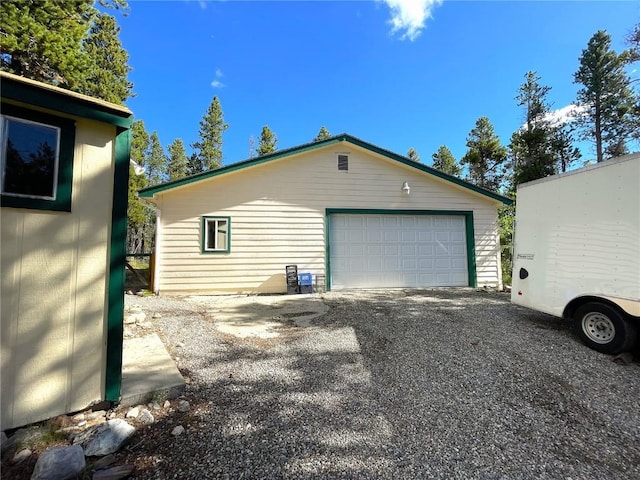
left=2, top=118, right=59, bottom=198
left=217, top=220, right=227, bottom=249
left=207, top=220, right=217, bottom=250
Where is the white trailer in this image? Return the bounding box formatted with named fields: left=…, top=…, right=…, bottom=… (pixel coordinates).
left=511, top=153, right=640, bottom=354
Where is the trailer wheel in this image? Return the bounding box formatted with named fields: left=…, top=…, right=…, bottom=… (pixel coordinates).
left=574, top=302, right=637, bottom=354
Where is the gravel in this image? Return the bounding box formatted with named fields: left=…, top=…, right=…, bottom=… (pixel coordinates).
left=124, top=289, right=640, bottom=479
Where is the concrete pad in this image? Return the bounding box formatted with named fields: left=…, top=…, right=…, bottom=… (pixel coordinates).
left=120, top=334, right=185, bottom=407
left=187, top=294, right=329, bottom=338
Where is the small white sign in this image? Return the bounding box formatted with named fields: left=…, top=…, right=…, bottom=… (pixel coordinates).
left=517, top=253, right=535, bottom=260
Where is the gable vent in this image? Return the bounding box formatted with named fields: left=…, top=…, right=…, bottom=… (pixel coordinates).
left=337, top=154, right=349, bottom=171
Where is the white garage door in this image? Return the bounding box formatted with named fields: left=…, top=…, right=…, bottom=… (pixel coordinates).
left=329, top=214, right=468, bottom=289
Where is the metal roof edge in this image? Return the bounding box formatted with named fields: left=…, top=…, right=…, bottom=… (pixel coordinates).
left=139, top=133, right=512, bottom=205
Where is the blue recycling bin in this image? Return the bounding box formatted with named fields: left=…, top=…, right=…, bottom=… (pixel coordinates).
left=299, top=273, right=313, bottom=293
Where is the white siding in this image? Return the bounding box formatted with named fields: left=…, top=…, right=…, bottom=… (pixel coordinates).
left=153, top=143, right=502, bottom=294
left=1, top=119, right=114, bottom=429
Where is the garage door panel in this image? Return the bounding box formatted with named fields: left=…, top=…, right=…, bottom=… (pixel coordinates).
left=452, top=258, right=467, bottom=269
left=330, top=214, right=468, bottom=289
left=384, top=245, right=399, bottom=255
left=384, top=231, right=400, bottom=242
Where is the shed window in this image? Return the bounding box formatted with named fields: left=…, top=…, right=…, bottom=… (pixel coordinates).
left=202, top=216, right=230, bottom=253
left=0, top=103, right=75, bottom=212
left=337, top=154, right=348, bottom=171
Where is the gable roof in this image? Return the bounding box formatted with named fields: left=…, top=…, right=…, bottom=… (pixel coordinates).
left=139, top=133, right=512, bottom=205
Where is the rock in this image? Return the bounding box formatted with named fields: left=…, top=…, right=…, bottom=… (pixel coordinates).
left=125, top=312, right=146, bottom=324
left=87, top=410, right=107, bottom=421
left=72, top=413, right=86, bottom=424
left=76, top=419, right=135, bottom=457
left=171, top=426, right=185, bottom=436
left=123, top=326, right=135, bottom=338
left=125, top=406, right=140, bottom=419
left=93, top=465, right=134, bottom=480
left=135, top=291, right=145, bottom=297
left=151, top=402, right=161, bottom=411
left=2, top=426, right=44, bottom=454
left=11, top=448, right=32, bottom=464
left=163, top=400, right=171, bottom=409
left=139, top=322, right=153, bottom=329
left=92, top=453, right=117, bottom=470
left=126, top=290, right=134, bottom=295
left=128, top=306, right=142, bottom=314
left=137, top=409, right=154, bottom=425
left=31, top=444, right=85, bottom=480
left=177, top=400, right=190, bottom=412
left=152, top=313, right=162, bottom=319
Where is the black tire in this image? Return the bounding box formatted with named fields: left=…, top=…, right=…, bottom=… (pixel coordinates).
left=574, top=302, right=638, bottom=354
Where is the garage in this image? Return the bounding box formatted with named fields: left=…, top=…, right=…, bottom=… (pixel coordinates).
left=329, top=212, right=470, bottom=289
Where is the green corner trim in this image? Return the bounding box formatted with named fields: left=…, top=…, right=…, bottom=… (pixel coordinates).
left=105, top=126, right=131, bottom=403
left=139, top=134, right=512, bottom=206
left=325, top=209, right=478, bottom=290
left=1, top=102, right=75, bottom=212
left=2, top=77, right=132, bottom=128
left=200, top=216, right=232, bottom=254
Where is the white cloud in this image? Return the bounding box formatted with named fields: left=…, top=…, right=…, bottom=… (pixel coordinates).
left=518, top=104, right=588, bottom=130
left=211, top=68, right=225, bottom=88
left=543, top=104, right=587, bottom=127
left=382, top=0, right=443, bottom=41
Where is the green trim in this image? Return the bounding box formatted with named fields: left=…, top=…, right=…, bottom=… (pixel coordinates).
left=105, top=126, right=131, bottom=403
left=1, top=102, right=75, bottom=212
left=325, top=214, right=332, bottom=291
left=325, top=208, right=478, bottom=290
left=465, top=212, right=477, bottom=287
left=139, top=134, right=512, bottom=206
left=201, top=216, right=231, bottom=254
left=1, top=77, right=132, bottom=128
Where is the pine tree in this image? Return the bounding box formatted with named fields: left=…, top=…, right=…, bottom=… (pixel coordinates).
left=314, top=126, right=331, bottom=141
left=407, top=148, right=421, bottom=163
left=167, top=139, right=188, bottom=180
left=510, top=72, right=557, bottom=185
left=127, top=120, right=149, bottom=254
left=147, top=131, right=167, bottom=186
left=0, top=0, right=131, bottom=102
left=256, top=125, right=278, bottom=156
left=81, top=12, right=133, bottom=104
left=551, top=127, right=581, bottom=174
left=573, top=30, right=636, bottom=162
left=461, top=117, right=508, bottom=191
left=186, top=153, right=203, bottom=176
left=192, top=96, right=228, bottom=171
left=431, top=146, right=461, bottom=176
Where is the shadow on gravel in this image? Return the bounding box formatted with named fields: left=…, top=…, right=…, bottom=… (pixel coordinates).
left=116, top=289, right=640, bottom=479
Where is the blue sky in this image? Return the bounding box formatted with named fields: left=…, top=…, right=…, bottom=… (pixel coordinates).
left=118, top=1, right=638, bottom=167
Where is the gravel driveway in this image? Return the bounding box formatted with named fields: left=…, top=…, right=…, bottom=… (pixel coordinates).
left=123, top=288, right=640, bottom=479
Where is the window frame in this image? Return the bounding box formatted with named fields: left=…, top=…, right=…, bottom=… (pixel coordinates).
left=1, top=103, right=75, bottom=212
left=201, top=216, right=231, bottom=254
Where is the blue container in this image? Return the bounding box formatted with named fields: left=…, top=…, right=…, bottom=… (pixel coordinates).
left=299, top=273, right=313, bottom=286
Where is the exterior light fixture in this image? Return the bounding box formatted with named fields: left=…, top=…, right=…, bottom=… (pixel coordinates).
left=402, top=181, right=410, bottom=195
